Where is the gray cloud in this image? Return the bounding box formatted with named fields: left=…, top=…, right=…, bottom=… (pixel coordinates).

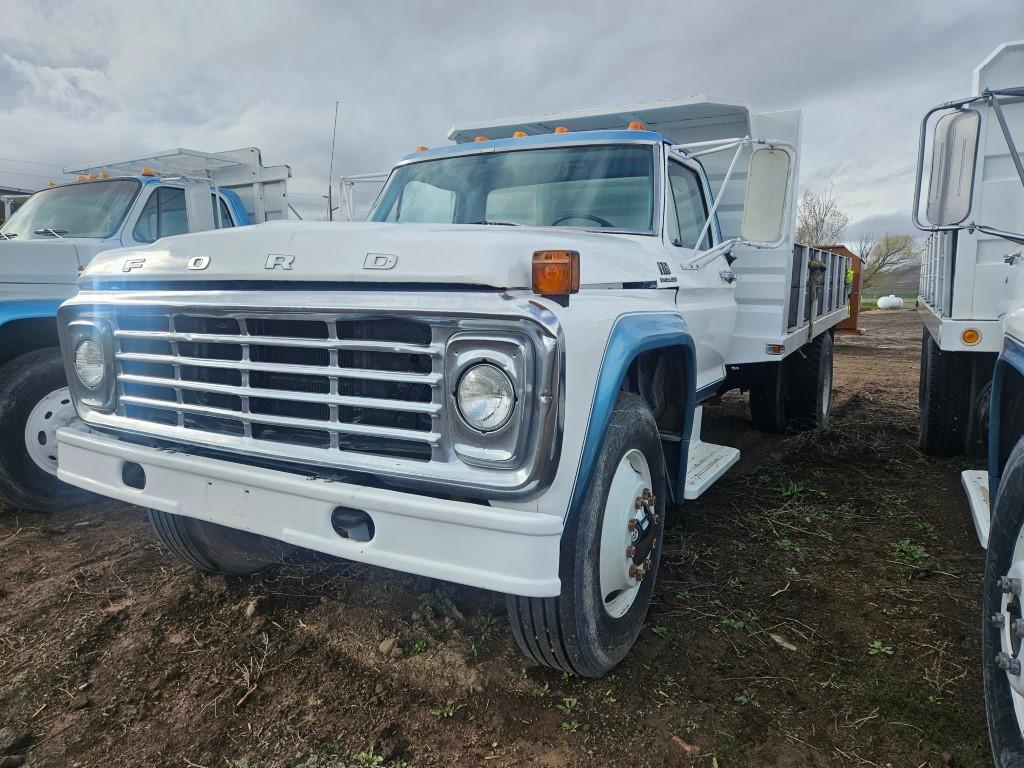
left=0, top=0, right=1019, bottom=225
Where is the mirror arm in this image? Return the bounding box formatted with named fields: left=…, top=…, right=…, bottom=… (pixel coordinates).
left=681, top=238, right=741, bottom=270
left=987, top=90, right=1024, bottom=191
left=691, top=140, right=746, bottom=251
left=973, top=223, right=1024, bottom=247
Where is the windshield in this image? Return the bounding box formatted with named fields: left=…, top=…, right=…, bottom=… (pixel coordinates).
left=0, top=179, right=140, bottom=239
left=370, top=144, right=657, bottom=232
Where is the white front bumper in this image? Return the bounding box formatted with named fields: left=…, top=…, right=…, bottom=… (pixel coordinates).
left=56, top=428, right=563, bottom=597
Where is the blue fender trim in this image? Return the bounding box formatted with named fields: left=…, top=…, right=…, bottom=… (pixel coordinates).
left=0, top=299, right=64, bottom=329
left=989, top=335, right=1024, bottom=498
left=563, top=312, right=697, bottom=526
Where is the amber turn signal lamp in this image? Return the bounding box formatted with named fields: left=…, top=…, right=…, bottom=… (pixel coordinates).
left=627, top=120, right=646, bottom=131
left=415, top=145, right=428, bottom=152
left=474, top=135, right=488, bottom=142
left=961, top=328, right=982, bottom=346
left=553, top=126, right=569, bottom=134
left=76, top=175, right=88, bottom=182
left=512, top=130, right=527, bottom=138
left=140, top=167, right=155, bottom=176
left=532, top=250, right=580, bottom=304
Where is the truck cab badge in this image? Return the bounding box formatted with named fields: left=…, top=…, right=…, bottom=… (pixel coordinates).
left=364, top=253, right=398, bottom=270
left=187, top=256, right=210, bottom=270
left=122, top=258, right=146, bottom=272
left=265, top=254, right=295, bottom=270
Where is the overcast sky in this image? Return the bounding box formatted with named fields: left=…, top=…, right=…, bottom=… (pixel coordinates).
left=0, top=0, right=1020, bottom=238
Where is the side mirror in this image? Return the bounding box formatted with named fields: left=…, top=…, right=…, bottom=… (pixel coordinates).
left=925, top=109, right=980, bottom=226
left=740, top=146, right=792, bottom=245
left=183, top=179, right=217, bottom=233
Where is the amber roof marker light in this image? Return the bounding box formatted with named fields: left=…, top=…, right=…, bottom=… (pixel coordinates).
left=532, top=250, right=580, bottom=308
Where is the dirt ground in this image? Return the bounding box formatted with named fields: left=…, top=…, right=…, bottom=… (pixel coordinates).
left=0, top=310, right=992, bottom=768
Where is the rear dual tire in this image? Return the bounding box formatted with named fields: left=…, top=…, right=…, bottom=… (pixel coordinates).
left=506, top=393, right=667, bottom=677
left=918, top=328, right=971, bottom=457
left=749, top=331, right=834, bottom=432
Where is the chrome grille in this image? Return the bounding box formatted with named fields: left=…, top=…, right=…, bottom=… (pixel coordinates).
left=111, top=311, right=443, bottom=462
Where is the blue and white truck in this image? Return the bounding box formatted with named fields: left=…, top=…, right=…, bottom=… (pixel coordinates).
left=911, top=41, right=1024, bottom=761
left=0, top=148, right=290, bottom=511
left=49, top=98, right=849, bottom=675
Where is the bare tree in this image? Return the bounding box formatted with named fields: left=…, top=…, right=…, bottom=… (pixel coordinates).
left=855, top=233, right=922, bottom=290
left=795, top=187, right=850, bottom=246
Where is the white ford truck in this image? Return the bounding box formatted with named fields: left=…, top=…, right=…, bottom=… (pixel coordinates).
left=915, top=43, right=1024, bottom=461
left=0, top=148, right=290, bottom=513
left=52, top=98, right=849, bottom=675
left=912, top=43, right=1024, bottom=760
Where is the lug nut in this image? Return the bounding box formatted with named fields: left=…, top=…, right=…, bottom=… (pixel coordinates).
left=626, top=545, right=636, bottom=558
left=991, top=613, right=1007, bottom=627
left=996, top=652, right=1022, bottom=675
left=997, top=577, right=1022, bottom=595
left=1013, top=619, right=1024, bottom=638
left=628, top=519, right=639, bottom=532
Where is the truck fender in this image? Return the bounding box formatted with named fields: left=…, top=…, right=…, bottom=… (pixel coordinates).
left=564, top=312, right=696, bottom=528
left=0, top=299, right=64, bottom=329
left=990, top=335, right=1024, bottom=498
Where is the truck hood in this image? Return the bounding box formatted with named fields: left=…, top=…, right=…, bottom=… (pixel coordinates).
left=0, top=238, right=98, bottom=284
left=81, top=221, right=668, bottom=289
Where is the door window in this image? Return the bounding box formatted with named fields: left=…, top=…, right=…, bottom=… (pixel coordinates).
left=133, top=187, right=189, bottom=243
left=215, top=196, right=235, bottom=228
left=667, top=162, right=711, bottom=250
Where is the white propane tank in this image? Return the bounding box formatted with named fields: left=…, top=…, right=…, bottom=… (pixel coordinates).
left=876, top=294, right=904, bottom=310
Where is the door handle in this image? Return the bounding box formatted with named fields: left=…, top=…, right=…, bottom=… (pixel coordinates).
left=719, top=270, right=737, bottom=284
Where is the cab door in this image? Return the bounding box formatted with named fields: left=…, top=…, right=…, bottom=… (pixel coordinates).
left=664, top=157, right=738, bottom=393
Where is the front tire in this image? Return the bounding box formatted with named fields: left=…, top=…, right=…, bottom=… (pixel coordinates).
left=148, top=510, right=284, bottom=577
left=919, top=328, right=971, bottom=456
left=0, top=348, right=92, bottom=512
left=983, top=438, right=1024, bottom=766
left=506, top=393, right=667, bottom=677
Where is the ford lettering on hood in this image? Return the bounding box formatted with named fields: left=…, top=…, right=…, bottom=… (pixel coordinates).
left=80, top=220, right=669, bottom=289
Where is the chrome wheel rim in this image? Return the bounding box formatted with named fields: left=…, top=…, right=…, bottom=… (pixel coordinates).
left=24, top=387, right=78, bottom=476
left=996, top=529, right=1024, bottom=736
left=598, top=449, right=655, bottom=619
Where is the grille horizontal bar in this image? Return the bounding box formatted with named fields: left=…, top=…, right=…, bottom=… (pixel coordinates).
left=118, top=373, right=441, bottom=414
left=120, top=395, right=441, bottom=444
left=114, top=328, right=442, bottom=357
left=115, top=351, right=442, bottom=385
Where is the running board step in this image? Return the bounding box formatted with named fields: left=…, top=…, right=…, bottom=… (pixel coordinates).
left=961, top=469, right=991, bottom=549
left=684, top=407, right=740, bottom=500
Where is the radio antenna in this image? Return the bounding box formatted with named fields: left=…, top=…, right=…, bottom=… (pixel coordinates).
left=327, top=100, right=340, bottom=221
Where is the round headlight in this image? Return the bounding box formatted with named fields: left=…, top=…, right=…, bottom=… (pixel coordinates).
left=456, top=363, right=515, bottom=432
left=74, top=339, right=105, bottom=389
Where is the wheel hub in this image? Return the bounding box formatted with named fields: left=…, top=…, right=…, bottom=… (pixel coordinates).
left=24, top=387, right=79, bottom=477
left=598, top=449, right=659, bottom=618
left=994, top=542, right=1024, bottom=740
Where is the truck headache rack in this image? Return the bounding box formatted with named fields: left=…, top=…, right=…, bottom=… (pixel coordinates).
left=65, top=148, right=292, bottom=223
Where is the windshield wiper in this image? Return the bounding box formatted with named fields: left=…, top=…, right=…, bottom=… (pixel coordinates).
left=468, top=220, right=520, bottom=226
left=34, top=228, right=67, bottom=238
